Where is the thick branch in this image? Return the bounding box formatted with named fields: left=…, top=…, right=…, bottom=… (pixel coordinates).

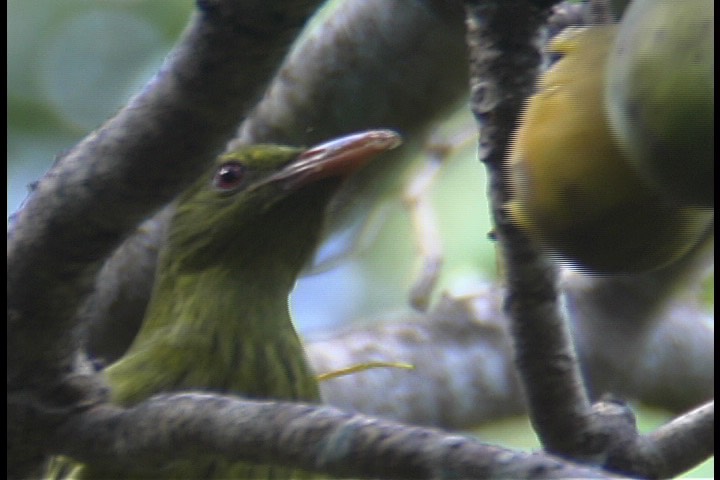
left=235, top=0, right=468, bottom=147
left=53, top=392, right=628, bottom=479
left=80, top=204, right=175, bottom=362
left=310, top=291, right=524, bottom=429
left=8, top=0, right=322, bottom=378
left=307, top=277, right=712, bottom=428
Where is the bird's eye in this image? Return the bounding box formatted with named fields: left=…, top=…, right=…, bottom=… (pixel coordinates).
left=213, top=161, right=246, bottom=191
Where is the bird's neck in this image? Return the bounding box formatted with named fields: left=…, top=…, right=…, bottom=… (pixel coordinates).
left=109, top=236, right=321, bottom=404
left=108, top=187, right=337, bottom=405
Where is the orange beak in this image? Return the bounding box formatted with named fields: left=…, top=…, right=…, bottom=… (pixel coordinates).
left=271, top=130, right=402, bottom=191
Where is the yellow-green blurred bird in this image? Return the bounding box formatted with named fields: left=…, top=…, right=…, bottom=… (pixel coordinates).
left=605, top=0, right=714, bottom=207
left=50, top=130, right=402, bottom=478
left=507, top=25, right=712, bottom=274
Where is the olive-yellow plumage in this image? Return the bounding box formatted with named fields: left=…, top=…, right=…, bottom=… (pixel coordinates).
left=507, top=26, right=711, bottom=274
left=605, top=0, right=714, bottom=207
left=48, top=131, right=401, bottom=479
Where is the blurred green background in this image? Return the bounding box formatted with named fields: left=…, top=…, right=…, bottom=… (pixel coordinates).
left=7, top=2, right=711, bottom=477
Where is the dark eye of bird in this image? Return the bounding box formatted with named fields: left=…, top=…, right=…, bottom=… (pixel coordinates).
left=213, top=161, right=246, bottom=191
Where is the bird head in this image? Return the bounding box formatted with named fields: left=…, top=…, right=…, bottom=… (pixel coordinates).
left=167, top=130, right=402, bottom=274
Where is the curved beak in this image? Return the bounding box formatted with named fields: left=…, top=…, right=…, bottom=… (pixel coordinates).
left=271, top=130, right=402, bottom=191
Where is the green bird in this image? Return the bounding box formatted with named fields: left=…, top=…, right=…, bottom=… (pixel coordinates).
left=50, top=130, right=402, bottom=479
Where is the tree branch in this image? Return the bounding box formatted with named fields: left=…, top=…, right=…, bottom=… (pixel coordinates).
left=52, top=392, right=629, bottom=479
left=464, top=0, right=601, bottom=458
left=594, top=399, right=715, bottom=478
left=310, top=290, right=524, bottom=429
left=306, top=276, right=713, bottom=429
left=641, top=400, right=714, bottom=478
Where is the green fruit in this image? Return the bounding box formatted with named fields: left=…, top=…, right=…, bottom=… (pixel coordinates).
left=605, top=0, right=714, bottom=207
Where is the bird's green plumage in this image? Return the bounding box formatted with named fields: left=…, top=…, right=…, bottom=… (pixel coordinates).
left=52, top=144, right=358, bottom=479
left=108, top=146, right=327, bottom=407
